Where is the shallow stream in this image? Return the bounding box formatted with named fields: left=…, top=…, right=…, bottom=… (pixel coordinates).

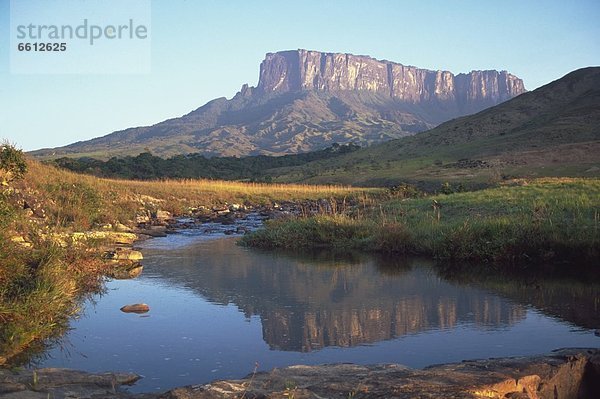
left=35, top=229, right=599, bottom=393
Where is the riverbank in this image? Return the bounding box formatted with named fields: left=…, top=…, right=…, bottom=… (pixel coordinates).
left=1, top=159, right=371, bottom=365
left=1, top=348, right=597, bottom=398
left=242, top=178, right=600, bottom=264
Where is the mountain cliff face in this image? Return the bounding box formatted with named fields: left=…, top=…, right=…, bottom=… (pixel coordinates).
left=257, top=50, right=524, bottom=111
left=31, top=49, right=526, bottom=159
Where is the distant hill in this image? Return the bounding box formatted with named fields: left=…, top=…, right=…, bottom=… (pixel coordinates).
left=266, top=67, right=600, bottom=186
left=30, top=49, right=525, bottom=159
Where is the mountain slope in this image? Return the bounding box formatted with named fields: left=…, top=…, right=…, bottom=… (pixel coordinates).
left=31, top=49, right=525, bottom=159
left=267, top=67, right=600, bottom=185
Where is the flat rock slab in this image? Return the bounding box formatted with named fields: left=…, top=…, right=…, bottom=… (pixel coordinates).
left=158, top=348, right=599, bottom=399
left=120, top=303, right=150, bottom=313
left=0, top=368, right=140, bottom=399
left=1, top=349, right=598, bottom=399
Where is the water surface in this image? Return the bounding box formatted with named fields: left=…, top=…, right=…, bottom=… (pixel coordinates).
left=37, top=233, right=599, bottom=393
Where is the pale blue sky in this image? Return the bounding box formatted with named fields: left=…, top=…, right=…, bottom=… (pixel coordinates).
left=1, top=0, right=599, bottom=151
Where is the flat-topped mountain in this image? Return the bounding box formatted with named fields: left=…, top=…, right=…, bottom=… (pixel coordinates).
left=31, top=49, right=526, bottom=159
left=257, top=50, right=524, bottom=110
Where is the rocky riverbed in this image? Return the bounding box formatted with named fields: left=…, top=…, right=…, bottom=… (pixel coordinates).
left=1, top=348, right=598, bottom=399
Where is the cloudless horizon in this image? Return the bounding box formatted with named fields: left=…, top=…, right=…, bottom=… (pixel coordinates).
left=1, top=0, right=599, bottom=151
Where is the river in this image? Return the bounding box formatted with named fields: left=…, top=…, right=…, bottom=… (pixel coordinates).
left=33, top=231, right=599, bottom=394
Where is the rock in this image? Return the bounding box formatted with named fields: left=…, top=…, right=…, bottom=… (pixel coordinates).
left=0, top=382, right=28, bottom=394
left=10, top=235, right=32, bottom=248
left=136, top=214, right=151, bottom=224
left=258, top=50, right=525, bottom=107
left=82, top=231, right=138, bottom=245
left=1, top=349, right=597, bottom=398
left=215, top=215, right=235, bottom=225
left=135, top=226, right=168, bottom=237
left=228, top=203, right=245, bottom=211
left=42, top=231, right=138, bottom=248
left=120, top=304, right=150, bottom=314
left=154, top=210, right=172, bottom=221
left=115, top=222, right=132, bottom=232
left=158, top=348, right=599, bottom=399
left=0, top=368, right=140, bottom=399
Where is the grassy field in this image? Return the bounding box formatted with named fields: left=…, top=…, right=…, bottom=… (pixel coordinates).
left=266, top=138, right=600, bottom=188
left=242, top=178, right=600, bottom=264
left=1, top=159, right=374, bottom=364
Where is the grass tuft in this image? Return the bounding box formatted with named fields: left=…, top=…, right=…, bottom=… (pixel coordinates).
left=242, top=178, right=600, bottom=264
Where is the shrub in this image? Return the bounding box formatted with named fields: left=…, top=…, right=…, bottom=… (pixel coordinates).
left=0, top=142, right=28, bottom=183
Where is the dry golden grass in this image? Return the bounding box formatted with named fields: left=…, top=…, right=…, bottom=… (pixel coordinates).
left=29, top=160, right=364, bottom=194
left=23, top=160, right=380, bottom=229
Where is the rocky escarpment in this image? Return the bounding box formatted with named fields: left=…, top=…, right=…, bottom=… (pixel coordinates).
left=257, top=49, right=525, bottom=113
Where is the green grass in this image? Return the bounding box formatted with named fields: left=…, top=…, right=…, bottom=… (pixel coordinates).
left=242, top=178, right=600, bottom=264
left=270, top=140, right=600, bottom=187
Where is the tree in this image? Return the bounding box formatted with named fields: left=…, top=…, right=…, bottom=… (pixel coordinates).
left=0, top=141, right=28, bottom=184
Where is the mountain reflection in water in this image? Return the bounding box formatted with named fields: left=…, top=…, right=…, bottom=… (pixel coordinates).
left=141, top=238, right=525, bottom=352
left=33, top=235, right=598, bottom=393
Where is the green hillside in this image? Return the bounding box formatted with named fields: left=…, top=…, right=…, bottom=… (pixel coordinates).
left=268, top=67, right=600, bottom=186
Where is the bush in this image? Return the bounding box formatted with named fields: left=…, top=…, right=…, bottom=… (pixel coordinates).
left=0, top=142, right=27, bottom=183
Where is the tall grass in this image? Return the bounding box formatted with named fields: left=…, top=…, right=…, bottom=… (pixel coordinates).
left=24, top=161, right=378, bottom=229
left=242, top=178, right=600, bottom=264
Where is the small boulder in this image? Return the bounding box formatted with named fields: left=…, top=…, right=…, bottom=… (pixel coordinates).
left=136, top=214, right=150, bottom=224
left=154, top=210, right=172, bottom=221
left=120, top=303, right=150, bottom=313
left=229, top=203, right=245, bottom=211
left=104, top=249, right=143, bottom=261
left=135, top=225, right=167, bottom=237
left=114, top=222, right=132, bottom=232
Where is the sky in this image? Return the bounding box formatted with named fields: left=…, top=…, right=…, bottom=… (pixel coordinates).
left=1, top=0, right=599, bottom=151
